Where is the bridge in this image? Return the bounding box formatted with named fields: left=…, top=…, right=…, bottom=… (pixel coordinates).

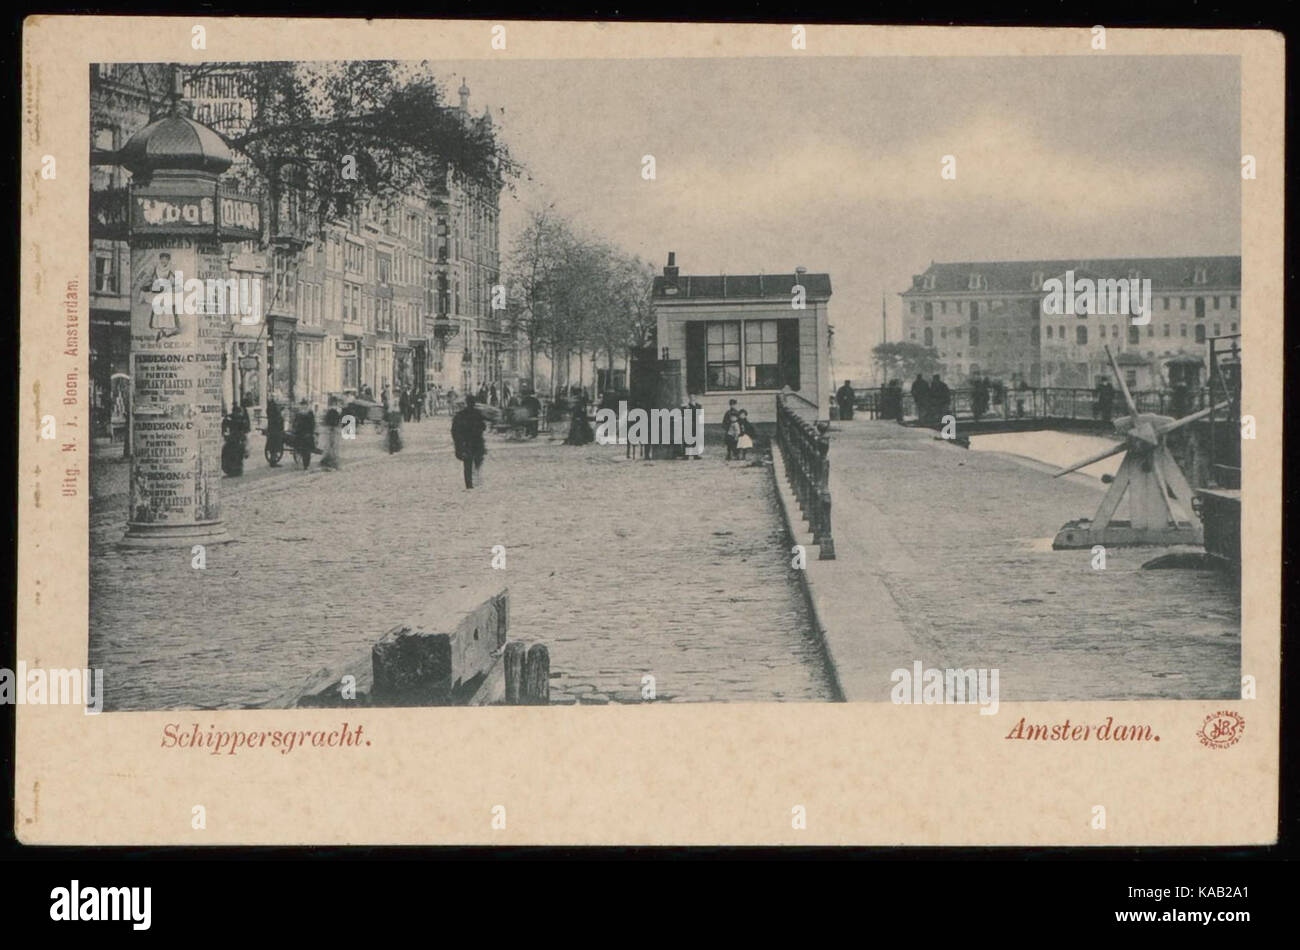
left=854, top=386, right=1224, bottom=436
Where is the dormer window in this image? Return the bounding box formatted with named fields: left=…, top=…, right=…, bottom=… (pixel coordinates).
left=1031, top=271, right=1044, bottom=290
left=1193, top=266, right=1207, bottom=285
left=1127, top=269, right=1141, bottom=281
left=968, top=273, right=985, bottom=290
left=922, top=274, right=937, bottom=291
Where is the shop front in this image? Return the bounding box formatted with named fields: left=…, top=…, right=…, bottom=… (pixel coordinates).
left=336, top=337, right=360, bottom=393
left=266, top=314, right=295, bottom=404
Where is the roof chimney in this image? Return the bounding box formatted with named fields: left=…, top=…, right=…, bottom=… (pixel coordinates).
left=664, top=251, right=679, bottom=281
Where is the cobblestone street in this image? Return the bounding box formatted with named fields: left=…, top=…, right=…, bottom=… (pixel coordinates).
left=90, top=421, right=835, bottom=709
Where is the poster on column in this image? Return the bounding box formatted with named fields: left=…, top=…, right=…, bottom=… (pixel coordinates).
left=127, top=243, right=224, bottom=525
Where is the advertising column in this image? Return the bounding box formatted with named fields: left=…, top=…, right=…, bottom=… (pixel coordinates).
left=123, top=235, right=230, bottom=546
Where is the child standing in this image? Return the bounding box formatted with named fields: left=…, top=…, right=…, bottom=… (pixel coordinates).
left=735, top=409, right=756, bottom=460
left=721, top=399, right=741, bottom=460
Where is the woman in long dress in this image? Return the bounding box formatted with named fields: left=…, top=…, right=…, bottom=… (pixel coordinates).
left=320, top=396, right=342, bottom=470
left=565, top=390, right=595, bottom=445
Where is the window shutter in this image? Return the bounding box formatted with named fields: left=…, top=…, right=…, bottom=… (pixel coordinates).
left=779, top=319, right=801, bottom=390
left=685, top=322, right=707, bottom=395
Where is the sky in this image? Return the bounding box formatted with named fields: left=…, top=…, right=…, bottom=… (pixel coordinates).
left=440, top=55, right=1240, bottom=382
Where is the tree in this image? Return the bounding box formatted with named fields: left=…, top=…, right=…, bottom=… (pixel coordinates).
left=504, top=206, right=652, bottom=396
left=872, top=341, right=941, bottom=381
left=504, top=206, right=574, bottom=390
left=590, top=252, right=654, bottom=377
left=150, top=61, right=518, bottom=236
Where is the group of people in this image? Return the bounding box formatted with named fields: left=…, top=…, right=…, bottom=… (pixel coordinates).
left=379, top=384, right=426, bottom=425
left=260, top=397, right=343, bottom=472
left=909, top=373, right=953, bottom=426
left=721, top=399, right=758, bottom=460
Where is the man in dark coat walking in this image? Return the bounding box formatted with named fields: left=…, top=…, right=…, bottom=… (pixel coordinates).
left=291, top=399, right=316, bottom=471
left=971, top=376, right=989, bottom=420
left=836, top=380, right=856, bottom=421
left=520, top=390, right=542, bottom=439
left=452, top=395, right=487, bottom=489
left=910, top=374, right=930, bottom=424
left=930, top=374, right=950, bottom=423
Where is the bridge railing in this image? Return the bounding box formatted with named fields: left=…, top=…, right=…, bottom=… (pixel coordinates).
left=895, top=386, right=1212, bottom=424
left=775, top=393, right=835, bottom=559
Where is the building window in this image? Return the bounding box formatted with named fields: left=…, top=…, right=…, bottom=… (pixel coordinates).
left=1111, top=325, right=1119, bottom=338
left=1128, top=326, right=1140, bottom=345
left=924, top=302, right=934, bottom=321
left=706, top=321, right=741, bottom=390
left=1162, top=297, right=1170, bottom=310
left=909, top=301, right=917, bottom=314
left=924, top=327, right=933, bottom=347
left=1046, top=325, right=1053, bottom=339
left=1195, top=298, right=1206, bottom=320
left=1230, top=296, right=1237, bottom=309
left=1193, top=266, right=1207, bottom=284
left=967, top=273, right=984, bottom=290
left=1030, top=300, right=1040, bottom=320
left=940, top=327, right=947, bottom=339
left=1125, top=369, right=1138, bottom=390
left=1163, top=324, right=1171, bottom=337
left=1230, top=323, right=1237, bottom=332
left=940, top=301, right=947, bottom=314
left=1077, top=326, right=1088, bottom=345
left=1195, top=325, right=1206, bottom=343
left=1213, top=323, right=1221, bottom=335
left=969, top=301, right=979, bottom=321
left=922, top=274, right=936, bottom=290
left=1031, top=326, right=1040, bottom=343
left=1180, top=297, right=1187, bottom=310
left=1213, top=296, right=1220, bottom=310
left=1180, top=324, right=1188, bottom=337
left=743, top=320, right=780, bottom=387
left=94, top=251, right=116, bottom=294
left=1059, top=325, right=1065, bottom=339
left=1147, top=324, right=1154, bottom=337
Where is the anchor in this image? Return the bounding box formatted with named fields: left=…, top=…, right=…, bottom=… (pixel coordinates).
left=1051, top=345, right=1227, bottom=550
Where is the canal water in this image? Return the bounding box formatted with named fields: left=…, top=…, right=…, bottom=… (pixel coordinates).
left=968, top=429, right=1125, bottom=481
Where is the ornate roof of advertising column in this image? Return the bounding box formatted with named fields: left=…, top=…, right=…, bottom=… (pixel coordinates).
left=118, top=109, right=234, bottom=179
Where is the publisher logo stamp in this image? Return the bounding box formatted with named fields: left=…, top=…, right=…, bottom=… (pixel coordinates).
left=1197, top=710, right=1245, bottom=749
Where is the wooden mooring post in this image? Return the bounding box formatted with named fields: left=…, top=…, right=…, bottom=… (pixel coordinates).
left=505, top=642, right=550, bottom=705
